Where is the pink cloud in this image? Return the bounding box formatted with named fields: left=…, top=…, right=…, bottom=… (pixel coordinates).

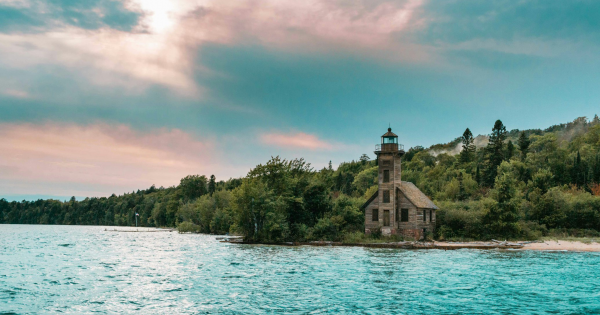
left=0, top=0, right=429, bottom=96
left=0, top=122, right=239, bottom=197
left=260, top=132, right=332, bottom=150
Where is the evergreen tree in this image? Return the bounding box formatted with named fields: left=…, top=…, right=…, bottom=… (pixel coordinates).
left=328, top=160, right=333, bottom=171
left=483, top=120, right=508, bottom=187
left=593, top=114, right=600, bottom=125
left=518, top=131, right=530, bottom=161
left=359, top=154, right=370, bottom=164
left=483, top=163, right=520, bottom=238
left=475, top=164, right=481, bottom=185
left=573, top=151, right=583, bottom=186
left=208, top=175, right=216, bottom=196
left=506, top=140, right=515, bottom=160
left=593, top=153, right=600, bottom=184
left=459, top=128, right=476, bottom=163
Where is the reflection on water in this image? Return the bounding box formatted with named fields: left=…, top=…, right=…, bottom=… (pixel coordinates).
left=1, top=225, right=599, bottom=314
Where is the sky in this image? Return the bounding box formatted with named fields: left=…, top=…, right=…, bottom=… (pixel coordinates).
left=1, top=0, right=600, bottom=201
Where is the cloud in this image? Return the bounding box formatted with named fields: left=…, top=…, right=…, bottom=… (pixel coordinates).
left=261, top=132, right=332, bottom=150
left=0, top=0, right=429, bottom=96
left=0, top=122, right=231, bottom=196
left=0, top=0, right=141, bottom=33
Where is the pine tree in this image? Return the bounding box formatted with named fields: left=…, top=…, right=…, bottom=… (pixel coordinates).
left=506, top=140, right=515, bottom=160
left=459, top=128, right=476, bottom=163
left=483, top=168, right=520, bottom=238
left=208, top=175, right=216, bottom=196
left=593, top=114, right=600, bottom=125
left=571, top=151, right=586, bottom=187
left=594, top=153, right=600, bottom=184
left=475, top=164, right=481, bottom=185
left=359, top=154, right=370, bottom=164
left=483, top=120, right=508, bottom=187
left=328, top=160, right=333, bottom=171
left=518, top=131, right=530, bottom=161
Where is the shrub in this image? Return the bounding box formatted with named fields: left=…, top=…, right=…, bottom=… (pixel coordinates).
left=177, top=221, right=200, bottom=233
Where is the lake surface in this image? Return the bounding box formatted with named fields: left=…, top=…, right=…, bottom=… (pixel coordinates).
left=1, top=225, right=599, bottom=314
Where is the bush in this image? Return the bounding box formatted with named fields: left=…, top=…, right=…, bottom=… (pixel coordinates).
left=518, top=221, right=547, bottom=240
left=177, top=221, right=200, bottom=233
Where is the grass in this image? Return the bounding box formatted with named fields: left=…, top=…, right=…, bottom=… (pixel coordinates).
left=342, top=231, right=416, bottom=244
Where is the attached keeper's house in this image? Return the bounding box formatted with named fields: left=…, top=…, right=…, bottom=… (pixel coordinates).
left=361, top=128, right=438, bottom=239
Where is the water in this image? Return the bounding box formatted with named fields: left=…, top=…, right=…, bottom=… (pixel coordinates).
left=1, top=225, right=599, bottom=314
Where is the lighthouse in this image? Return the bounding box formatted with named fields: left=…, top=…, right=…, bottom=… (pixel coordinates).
left=361, top=127, right=438, bottom=239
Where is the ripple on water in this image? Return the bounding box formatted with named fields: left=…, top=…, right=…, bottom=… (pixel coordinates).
left=2, top=225, right=600, bottom=314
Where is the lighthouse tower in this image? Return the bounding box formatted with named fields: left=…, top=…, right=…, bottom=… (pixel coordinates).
left=361, top=127, right=438, bottom=239
left=374, top=128, right=404, bottom=234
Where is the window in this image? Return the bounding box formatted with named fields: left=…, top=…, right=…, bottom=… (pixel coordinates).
left=372, top=209, right=379, bottom=222
left=383, top=137, right=397, bottom=144
left=423, top=210, right=426, bottom=222
left=383, top=190, right=390, bottom=203
left=401, top=208, right=409, bottom=222
left=383, top=170, right=390, bottom=183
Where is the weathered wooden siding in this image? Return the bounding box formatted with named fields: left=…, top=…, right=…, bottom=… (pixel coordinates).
left=395, top=189, right=436, bottom=239
left=364, top=194, right=380, bottom=233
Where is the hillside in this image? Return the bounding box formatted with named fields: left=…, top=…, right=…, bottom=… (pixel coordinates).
left=1, top=116, right=600, bottom=241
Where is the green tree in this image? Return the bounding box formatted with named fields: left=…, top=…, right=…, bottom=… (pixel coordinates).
left=208, top=175, right=216, bottom=196
left=529, top=168, right=554, bottom=195
left=483, top=162, right=520, bottom=238
left=506, top=140, right=515, bottom=160
left=180, top=175, right=208, bottom=200
left=459, top=128, right=476, bottom=163
left=352, top=166, right=378, bottom=196
left=457, top=172, right=467, bottom=201
left=518, top=131, right=530, bottom=161
left=483, top=120, right=508, bottom=187
left=359, top=154, right=370, bottom=164
left=231, top=179, right=288, bottom=242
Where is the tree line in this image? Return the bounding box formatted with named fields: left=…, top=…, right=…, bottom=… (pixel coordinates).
left=1, top=115, right=600, bottom=241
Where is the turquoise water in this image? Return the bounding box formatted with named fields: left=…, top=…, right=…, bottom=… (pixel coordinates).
left=1, top=225, right=599, bottom=314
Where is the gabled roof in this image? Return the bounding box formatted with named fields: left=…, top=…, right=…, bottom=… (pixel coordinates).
left=399, top=181, right=439, bottom=209
left=360, top=191, right=378, bottom=210
left=359, top=181, right=438, bottom=211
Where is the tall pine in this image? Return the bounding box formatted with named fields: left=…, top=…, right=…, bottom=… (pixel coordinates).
left=208, top=175, right=216, bottom=196
left=506, top=140, right=515, bottom=160
left=518, top=131, right=530, bottom=161
left=483, top=120, right=508, bottom=187
left=459, top=128, right=476, bottom=163
left=483, top=165, right=520, bottom=238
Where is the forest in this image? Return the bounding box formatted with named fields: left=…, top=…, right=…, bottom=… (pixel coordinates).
left=2, top=116, right=600, bottom=242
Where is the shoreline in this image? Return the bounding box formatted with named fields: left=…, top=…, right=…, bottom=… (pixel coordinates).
left=224, top=239, right=600, bottom=252
left=520, top=240, right=600, bottom=252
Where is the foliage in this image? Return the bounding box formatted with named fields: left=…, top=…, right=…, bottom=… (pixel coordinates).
left=3, top=116, right=600, bottom=242
left=459, top=128, right=475, bottom=163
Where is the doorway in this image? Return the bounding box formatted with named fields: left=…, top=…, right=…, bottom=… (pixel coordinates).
left=383, top=210, right=390, bottom=226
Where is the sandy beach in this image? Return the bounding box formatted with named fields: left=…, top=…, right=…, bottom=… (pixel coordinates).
left=431, top=240, right=600, bottom=252
left=522, top=241, right=600, bottom=252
